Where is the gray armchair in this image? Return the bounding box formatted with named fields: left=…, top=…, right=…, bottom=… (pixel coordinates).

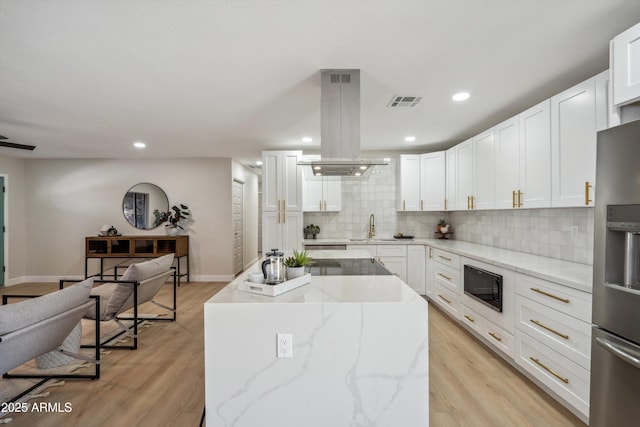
left=61, top=253, right=177, bottom=350
left=0, top=278, right=100, bottom=402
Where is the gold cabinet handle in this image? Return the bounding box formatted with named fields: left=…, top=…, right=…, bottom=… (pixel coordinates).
left=421, top=200, right=424, bottom=210
left=438, top=255, right=452, bottom=261
left=403, top=200, right=406, bottom=211
left=324, top=200, right=327, bottom=211
left=437, top=272, right=452, bottom=281
left=428, top=247, right=433, bottom=259
left=530, top=319, right=569, bottom=340
left=437, top=294, right=452, bottom=304
left=530, top=357, right=569, bottom=384
left=464, top=314, right=476, bottom=323
left=512, top=190, right=517, bottom=208
left=320, top=200, right=323, bottom=211
left=467, top=196, right=471, bottom=210
left=471, top=195, right=475, bottom=209
left=530, top=288, right=570, bottom=304
left=488, top=331, right=503, bottom=342
left=518, top=190, right=523, bottom=208
left=585, top=181, right=593, bottom=205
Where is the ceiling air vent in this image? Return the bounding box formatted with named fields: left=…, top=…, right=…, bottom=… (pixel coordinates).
left=388, top=95, right=423, bottom=108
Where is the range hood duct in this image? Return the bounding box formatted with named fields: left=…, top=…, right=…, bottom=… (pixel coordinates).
left=298, top=69, right=388, bottom=177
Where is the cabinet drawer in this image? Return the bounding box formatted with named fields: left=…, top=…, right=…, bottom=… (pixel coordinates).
left=515, top=295, right=591, bottom=370
left=515, top=330, right=590, bottom=418
left=376, top=245, right=407, bottom=257
left=434, top=263, right=460, bottom=293
left=516, top=273, right=592, bottom=323
left=433, top=249, right=460, bottom=269
left=346, top=245, right=377, bottom=258
left=433, top=282, right=461, bottom=320
left=461, top=305, right=514, bottom=358
left=483, top=320, right=514, bottom=359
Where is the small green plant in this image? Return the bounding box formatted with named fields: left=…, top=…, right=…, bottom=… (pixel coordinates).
left=283, top=249, right=314, bottom=268
left=165, top=204, right=191, bottom=229
left=438, top=218, right=446, bottom=226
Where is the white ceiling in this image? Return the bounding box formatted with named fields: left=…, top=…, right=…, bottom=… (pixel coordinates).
left=2, top=1, right=640, bottom=167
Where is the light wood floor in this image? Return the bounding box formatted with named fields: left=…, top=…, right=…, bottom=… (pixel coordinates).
left=1, top=282, right=586, bottom=426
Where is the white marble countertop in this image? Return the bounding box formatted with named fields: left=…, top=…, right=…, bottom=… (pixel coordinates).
left=304, top=238, right=593, bottom=293
left=206, top=249, right=425, bottom=305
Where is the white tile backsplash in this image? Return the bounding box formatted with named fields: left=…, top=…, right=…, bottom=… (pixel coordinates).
left=303, top=158, right=594, bottom=265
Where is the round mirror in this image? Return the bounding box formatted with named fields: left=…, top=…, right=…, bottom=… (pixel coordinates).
left=122, top=183, right=169, bottom=230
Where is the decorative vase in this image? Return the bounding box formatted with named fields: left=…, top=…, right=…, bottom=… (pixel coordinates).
left=167, top=227, right=180, bottom=236
left=286, top=266, right=305, bottom=280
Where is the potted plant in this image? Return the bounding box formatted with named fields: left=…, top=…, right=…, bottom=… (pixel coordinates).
left=437, top=219, right=448, bottom=233
left=304, top=224, right=321, bottom=239
left=283, top=249, right=314, bottom=279
left=165, top=204, right=191, bottom=235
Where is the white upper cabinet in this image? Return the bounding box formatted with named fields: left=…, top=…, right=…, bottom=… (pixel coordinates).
left=303, top=176, right=342, bottom=212
left=262, top=151, right=303, bottom=212
left=445, top=147, right=456, bottom=211
left=420, top=151, right=446, bottom=211
left=494, top=100, right=551, bottom=210
left=455, top=139, right=474, bottom=210
left=473, top=129, right=496, bottom=210
left=398, top=154, right=422, bottom=211
left=398, top=152, right=445, bottom=211
left=612, top=22, right=640, bottom=106
left=550, top=77, right=597, bottom=207
left=494, top=116, right=521, bottom=209
left=519, top=100, right=552, bottom=208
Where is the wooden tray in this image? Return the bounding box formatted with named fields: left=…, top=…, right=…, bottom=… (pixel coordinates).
left=239, top=273, right=311, bottom=297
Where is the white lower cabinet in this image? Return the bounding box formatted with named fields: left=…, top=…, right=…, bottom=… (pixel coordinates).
left=515, top=330, right=590, bottom=418
left=406, top=245, right=425, bottom=294
left=514, top=272, right=591, bottom=421
left=428, top=248, right=591, bottom=422
left=425, top=246, right=434, bottom=298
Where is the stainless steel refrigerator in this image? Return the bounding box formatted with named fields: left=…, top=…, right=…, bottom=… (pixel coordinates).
left=591, top=118, right=640, bottom=426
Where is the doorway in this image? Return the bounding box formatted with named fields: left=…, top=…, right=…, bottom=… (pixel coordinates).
left=232, top=179, right=244, bottom=275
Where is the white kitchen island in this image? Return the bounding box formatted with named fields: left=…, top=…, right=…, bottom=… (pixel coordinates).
left=204, top=250, right=429, bottom=427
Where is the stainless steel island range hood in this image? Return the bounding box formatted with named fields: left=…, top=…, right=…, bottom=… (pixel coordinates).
left=298, top=69, right=389, bottom=177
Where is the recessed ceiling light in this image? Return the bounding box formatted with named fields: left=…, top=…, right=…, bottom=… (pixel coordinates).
left=452, top=92, right=470, bottom=102
left=133, top=141, right=146, bottom=149
left=313, top=166, right=322, bottom=170
left=383, top=158, right=391, bottom=163
left=314, top=172, right=322, bottom=176
left=354, top=172, right=362, bottom=176
left=359, top=166, right=367, bottom=170
left=302, top=137, right=313, bottom=143
left=256, top=160, right=263, bottom=166
left=404, top=136, right=416, bottom=142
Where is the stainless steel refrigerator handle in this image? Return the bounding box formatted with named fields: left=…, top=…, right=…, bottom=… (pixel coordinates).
left=596, top=337, right=640, bottom=370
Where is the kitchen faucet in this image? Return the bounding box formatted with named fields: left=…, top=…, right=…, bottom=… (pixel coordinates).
left=368, top=214, right=375, bottom=239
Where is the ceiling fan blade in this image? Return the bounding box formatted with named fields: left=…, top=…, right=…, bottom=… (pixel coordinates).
left=0, top=141, right=36, bottom=151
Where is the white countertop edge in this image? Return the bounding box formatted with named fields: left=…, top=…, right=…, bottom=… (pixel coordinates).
left=304, top=238, right=593, bottom=293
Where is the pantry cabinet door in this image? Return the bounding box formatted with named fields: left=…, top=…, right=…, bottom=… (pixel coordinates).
left=473, top=129, right=496, bottom=210
left=455, top=139, right=474, bottom=210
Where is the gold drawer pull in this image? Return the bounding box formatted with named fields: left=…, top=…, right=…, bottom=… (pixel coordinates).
left=517, top=190, right=523, bottom=208
left=324, top=200, right=327, bottom=211
left=585, top=181, right=592, bottom=206
left=464, top=314, right=476, bottom=323
left=512, top=190, right=517, bottom=208
left=530, top=319, right=569, bottom=340
left=428, top=247, right=433, bottom=259
left=530, top=288, right=570, bottom=304
left=530, top=357, right=569, bottom=384
left=438, top=255, right=452, bottom=261
left=437, top=272, right=452, bottom=281
left=437, top=294, right=452, bottom=304
left=488, top=332, right=503, bottom=342
left=403, top=200, right=406, bottom=211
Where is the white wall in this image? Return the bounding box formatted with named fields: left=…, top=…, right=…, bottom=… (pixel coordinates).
left=16, top=157, right=258, bottom=283
left=0, top=155, right=27, bottom=285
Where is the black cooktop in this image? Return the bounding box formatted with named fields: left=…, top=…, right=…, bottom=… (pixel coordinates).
left=307, top=258, right=392, bottom=276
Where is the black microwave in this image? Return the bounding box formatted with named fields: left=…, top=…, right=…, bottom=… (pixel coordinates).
left=464, top=264, right=503, bottom=312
